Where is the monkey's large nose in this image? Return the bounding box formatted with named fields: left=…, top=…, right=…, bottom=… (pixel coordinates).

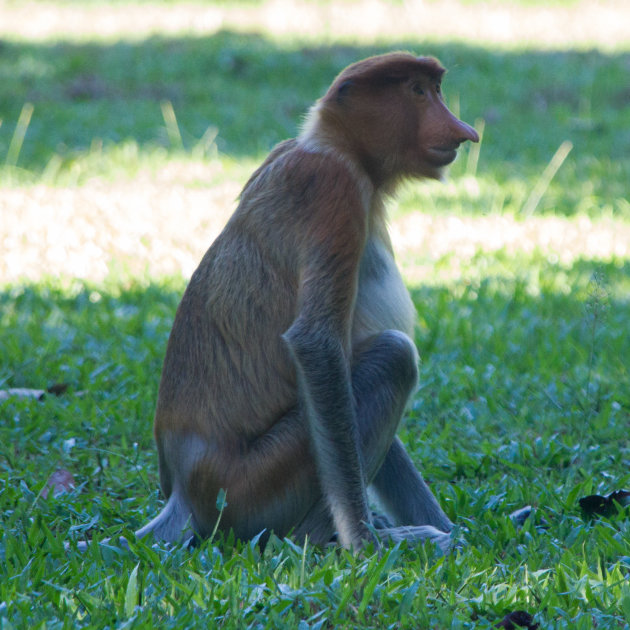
left=454, top=118, right=479, bottom=144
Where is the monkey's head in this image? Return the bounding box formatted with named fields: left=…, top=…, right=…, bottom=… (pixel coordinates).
left=308, top=52, right=479, bottom=186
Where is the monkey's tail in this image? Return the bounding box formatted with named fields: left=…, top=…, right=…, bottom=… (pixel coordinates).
left=135, top=490, right=196, bottom=544
left=65, top=492, right=194, bottom=553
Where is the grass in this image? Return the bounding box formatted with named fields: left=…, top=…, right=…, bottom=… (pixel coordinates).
left=2, top=263, right=629, bottom=628
left=1, top=1, right=630, bottom=628
left=1, top=33, right=629, bottom=216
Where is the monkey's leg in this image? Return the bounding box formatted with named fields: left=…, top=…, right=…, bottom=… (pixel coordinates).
left=140, top=330, right=448, bottom=551
left=186, top=328, right=420, bottom=547
left=137, top=410, right=319, bottom=546
left=295, top=330, right=454, bottom=552
left=370, top=440, right=455, bottom=554
left=371, top=437, right=454, bottom=532
left=356, top=330, right=419, bottom=459
left=293, top=329, right=420, bottom=543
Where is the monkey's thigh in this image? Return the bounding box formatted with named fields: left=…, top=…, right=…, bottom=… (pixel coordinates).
left=185, top=405, right=321, bottom=542
left=292, top=329, right=419, bottom=543
left=352, top=329, right=419, bottom=478
left=189, top=329, right=417, bottom=544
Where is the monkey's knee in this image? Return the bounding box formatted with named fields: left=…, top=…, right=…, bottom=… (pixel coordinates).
left=383, top=329, right=419, bottom=379
left=362, top=329, right=419, bottom=394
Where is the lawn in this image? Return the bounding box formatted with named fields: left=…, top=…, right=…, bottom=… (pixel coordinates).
left=1, top=1, right=629, bottom=628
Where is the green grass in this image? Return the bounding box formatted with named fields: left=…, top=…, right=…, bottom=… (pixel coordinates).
left=1, top=32, right=629, bottom=216
left=1, top=261, right=629, bottom=628
left=1, top=1, right=630, bottom=628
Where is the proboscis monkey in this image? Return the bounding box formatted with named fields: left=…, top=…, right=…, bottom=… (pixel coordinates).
left=137, top=52, right=479, bottom=553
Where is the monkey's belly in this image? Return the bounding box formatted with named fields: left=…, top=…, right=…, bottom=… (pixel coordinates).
left=353, top=244, right=416, bottom=344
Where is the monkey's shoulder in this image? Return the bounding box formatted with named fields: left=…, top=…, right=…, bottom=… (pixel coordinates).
left=240, top=138, right=299, bottom=196
left=242, top=141, right=371, bottom=211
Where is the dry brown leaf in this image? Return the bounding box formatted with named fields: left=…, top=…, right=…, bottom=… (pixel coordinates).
left=47, top=383, right=70, bottom=396
left=495, top=610, right=539, bottom=629
left=42, top=469, right=76, bottom=499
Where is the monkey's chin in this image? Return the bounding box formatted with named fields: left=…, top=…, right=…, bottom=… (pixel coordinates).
left=427, top=147, right=458, bottom=166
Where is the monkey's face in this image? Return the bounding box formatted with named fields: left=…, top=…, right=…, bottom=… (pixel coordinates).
left=317, top=53, right=479, bottom=185
left=340, top=74, right=478, bottom=183
left=405, top=74, right=479, bottom=179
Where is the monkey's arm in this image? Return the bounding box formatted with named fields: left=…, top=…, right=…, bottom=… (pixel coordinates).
left=283, top=317, right=370, bottom=549
left=281, top=164, right=371, bottom=549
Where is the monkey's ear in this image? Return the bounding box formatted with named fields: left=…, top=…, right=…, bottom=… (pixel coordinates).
left=336, top=80, right=354, bottom=104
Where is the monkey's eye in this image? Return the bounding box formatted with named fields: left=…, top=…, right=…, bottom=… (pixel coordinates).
left=412, top=83, right=425, bottom=95
left=436, top=83, right=441, bottom=94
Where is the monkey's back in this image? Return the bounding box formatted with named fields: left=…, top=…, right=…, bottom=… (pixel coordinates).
left=154, top=140, right=343, bottom=445
left=155, top=228, right=298, bottom=445
left=154, top=139, right=418, bottom=445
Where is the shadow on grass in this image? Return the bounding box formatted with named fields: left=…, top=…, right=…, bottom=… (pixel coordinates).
left=0, top=256, right=628, bottom=486
left=0, top=30, right=629, bottom=213
left=0, top=258, right=628, bottom=630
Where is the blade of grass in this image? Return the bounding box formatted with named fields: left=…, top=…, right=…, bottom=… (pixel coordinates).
left=193, top=125, right=219, bottom=159
left=466, top=118, right=485, bottom=177
left=300, top=535, right=308, bottom=588
left=124, top=562, right=141, bottom=618
left=161, top=100, right=183, bottom=150
left=208, top=487, right=228, bottom=543
left=522, top=140, right=573, bottom=216
left=6, top=102, right=34, bottom=167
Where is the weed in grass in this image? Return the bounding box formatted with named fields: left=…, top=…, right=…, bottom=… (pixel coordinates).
left=521, top=139, right=573, bottom=217
left=4, top=101, right=33, bottom=169
left=580, top=271, right=610, bottom=418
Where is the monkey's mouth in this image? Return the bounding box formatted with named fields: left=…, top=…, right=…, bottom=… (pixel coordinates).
left=428, top=146, right=459, bottom=165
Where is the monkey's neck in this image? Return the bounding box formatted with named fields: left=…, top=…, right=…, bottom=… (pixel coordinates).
left=299, top=106, right=400, bottom=195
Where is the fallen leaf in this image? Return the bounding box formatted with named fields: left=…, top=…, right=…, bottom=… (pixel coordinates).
left=0, top=383, right=70, bottom=402
left=495, top=610, right=539, bottom=629
left=42, top=469, right=76, bottom=499
left=579, top=490, right=630, bottom=518
left=47, top=383, right=70, bottom=396
left=0, top=388, right=46, bottom=401
left=509, top=506, right=533, bottom=528
left=509, top=505, right=549, bottom=530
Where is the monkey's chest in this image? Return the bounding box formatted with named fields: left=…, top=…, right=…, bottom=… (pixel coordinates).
left=352, top=240, right=416, bottom=344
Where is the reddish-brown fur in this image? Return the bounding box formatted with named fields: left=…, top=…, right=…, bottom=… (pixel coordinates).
left=137, top=52, right=479, bottom=551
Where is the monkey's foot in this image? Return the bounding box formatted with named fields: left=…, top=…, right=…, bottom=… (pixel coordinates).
left=370, top=511, right=394, bottom=529
left=377, top=525, right=454, bottom=554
